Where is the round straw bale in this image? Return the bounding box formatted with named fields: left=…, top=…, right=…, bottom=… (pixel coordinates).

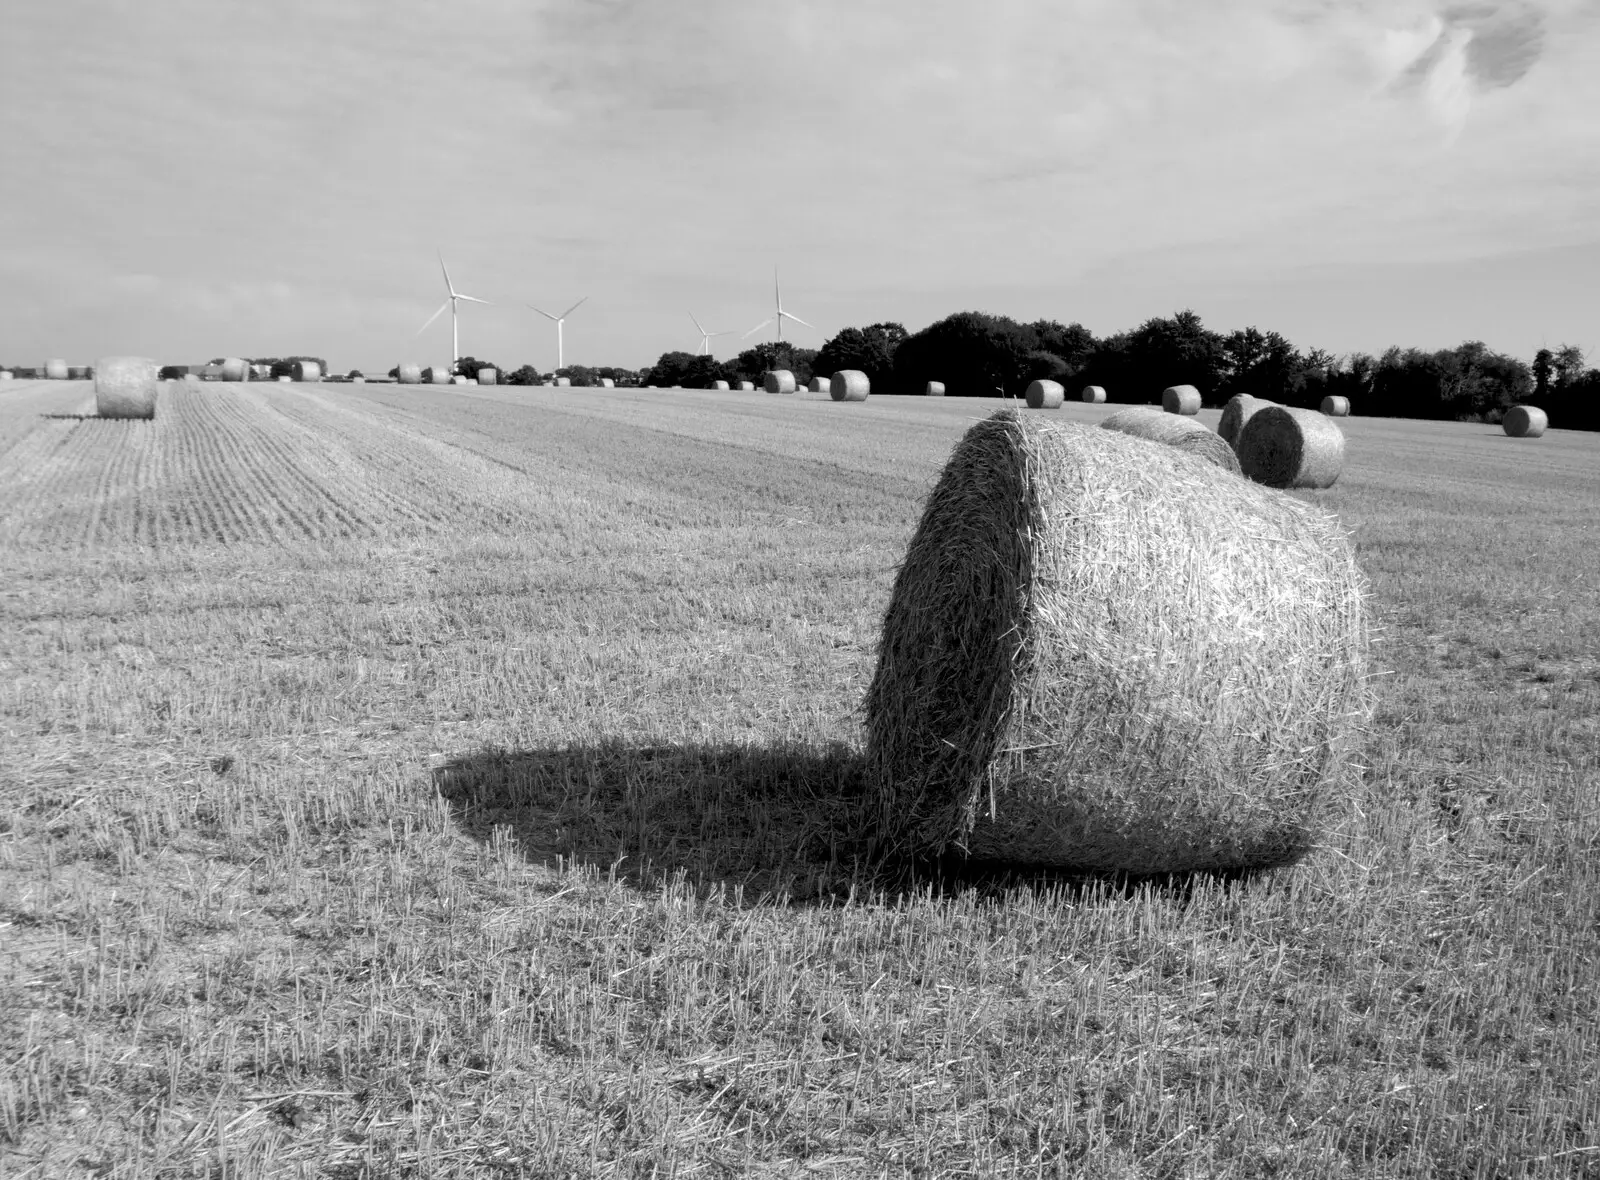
left=831, top=370, right=870, bottom=402
left=93, top=356, right=158, bottom=419
left=801, top=376, right=822, bottom=393
left=1320, top=395, right=1351, bottom=417
left=1502, top=405, right=1548, bottom=437
left=1025, top=380, right=1064, bottom=409
left=45, top=359, right=69, bottom=380
left=351, top=376, right=365, bottom=384
left=396, top=363, right=423, bottom=385
left=477, top=368, right=498, bottom=386
left=926, top=381, right=946, bottom=397
left=712, top=379, right=730, bottom=390
left=738, top=380, right=754, bottom=391
left=865, top=409, right=1370, bottom=873
left=764, top=369, right=797, bottom=394
left=291, top=360, right=321, bottom=382
left=0, top=371, right=12, bottom=381
left=1081, top=385, right=1107, bottom=403
left=1099, top=406, right=1241, bottom=475
left=452, top=375, right=469, bottom=385
left=277, top=375, right=291, bottom=382
left=221, top=357, right=249, bottom=382
left=1217, top=394, right=1273, bottom=448
left=555, top=376, right=572, bottom=387
left=1162, top=384, right=1201, bottom=415
left=1236, top=405, right=1346, bottom=489
left=600, top=377, right=615, bottom=388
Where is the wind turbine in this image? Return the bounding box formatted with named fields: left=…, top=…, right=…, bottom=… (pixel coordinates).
left=689, top=312, right=734, bottom=355
left=528, top=297, right=588, bottom=370
left=417, top=253, right=490, bottom=367
left=742, top=268, right=813, bottom=342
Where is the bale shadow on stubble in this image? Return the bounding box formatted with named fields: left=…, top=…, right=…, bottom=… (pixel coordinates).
left=432, top=740, right=1268, bottom=907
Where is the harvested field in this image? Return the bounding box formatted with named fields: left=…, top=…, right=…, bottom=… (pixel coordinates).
left=2, top=387, right=1598, bottom=1178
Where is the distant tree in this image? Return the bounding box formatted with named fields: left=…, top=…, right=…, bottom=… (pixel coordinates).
left=455, top=356, right=500, bottom=382
left=1369, top=342, right=1529, bottom=420
left=644, top=351, right=701, bottom=388
left=558, top=365, right=597, bottom=387
left=1532, top=348, right=1554, bottom=397
left=893, top=311, right=1038, bottom=397
left=1553, top=344, right=1587, bottom=388
left=813, top=322, right=905, bottom=391
left=504, top=364, right=541, bottom=385
left=1028, top=320, right=1097, bottom=375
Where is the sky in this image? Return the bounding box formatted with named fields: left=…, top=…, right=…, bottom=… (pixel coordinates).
left=2, top=0, right=1597, bottom=374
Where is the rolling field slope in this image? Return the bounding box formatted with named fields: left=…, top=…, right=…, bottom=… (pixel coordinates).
left=2, top=380, right=1598, bottom=1177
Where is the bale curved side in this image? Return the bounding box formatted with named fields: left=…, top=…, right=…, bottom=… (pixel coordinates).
left=1081, top=385, right=1107, bottom=403
left=1099, top=406, right=1241, bottom=474
left=865, top=410, right=1370, bottom=873
left=1236, top=405, right=1346, bottom=489
left=1025, top=380, right=1064, bottom=409
left=831, top=370, right=870, bottom=402
left=1218, top=394, right=1272, bottom=448
left=1503, top=405, right=1548, bottom=438
left=1162, top=385, right=1201, bottom=415
left=94, top=356, right=158, bottom=419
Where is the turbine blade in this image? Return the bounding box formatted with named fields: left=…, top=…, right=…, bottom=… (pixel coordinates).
left=742, top=318, right=774, bottom=339
left=689, top=312, right=706, bottom=334
left=439, top=253, right=456, bottom=296
left=528, top=305, right=558, bottom=321
left=418, top=300, right=450, bottom=334
left=711, top=330, right=734, bottom=337
left=456, top=294, right=491, bottom=306
left=780, top=310, right=814, bottom=330
left=561, top=296, right=589, bottom=319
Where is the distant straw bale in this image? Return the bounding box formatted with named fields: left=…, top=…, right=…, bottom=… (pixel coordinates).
left=1321, top=395, right=1350, bottom=417
left=1236, top=406, right=1346, bottom=489
left=0, top=371, right=12, bottom=381
left=712, top=379, right=730, bottom=390
left=452, top=375, right=468, bottom=385
left=926, top=381, right=946, bottom=397
left=427, top=367, right=450, bottom=385
left=277, top=375, right=291, bottom=382
left=221, top=357, right=249, bottom=382
left=1100, top=406, right=1241, bottom=474
left=45, top=359, right=68, bottom=380
left=291, top=360, right=321, bottom=382
left=765, top=370, right=797, bottom=394
left=830, top=370, right=869, bottom=402
left=600, top=377, right=615, bottom=388
left=396, top=363, right=423, bottom=385
left=555, top=377, right=571, bottom=387
left=1162, top=385, right=1201, bottom=415
left=478, top=368, right=498, bottom=386
left=93, top=356, right=158, bottom=420
left=1218, top=394, right=1273, bottom=448
left=738, top=380, right=754, bottom=391
left=866, top=410, right=1370, bottom=873
left=1081, top=385, right=1107, bottom=403
left=1025, top=380, right=1064, bottom=409
left=1503, top=405, right=1548, bottom=438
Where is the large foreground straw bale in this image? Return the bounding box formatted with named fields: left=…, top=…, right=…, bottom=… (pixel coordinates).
left=221, top=357, right=249, bottom=382
left=866, top=410, right=1369, bottom=873
left=1218, top=394, right=1272, bottom=448
left=1321, top=395, right=1350, bottom=417
left=830, top=370, right=870, bottom=401
left=926, top=381, right=946, bottom=397
left=1025, top=380, right=1064, bottom=409
left=1503, top=405, right=1548, bottom=438
left=396, top=363, right=423, bottom=385
left=1162, top=384, right=1201, bottom=415
left=1100, top=406, right=1241, bottom=474
left=765, top=370, right=796, bottom=394
left=93, top=356, right=158, bottom=419
left=45, top=359, right=68, bottom=380
left=1081, top=385, right=1106, bottom=403
left=1236, top=406, right=1346, bottom=489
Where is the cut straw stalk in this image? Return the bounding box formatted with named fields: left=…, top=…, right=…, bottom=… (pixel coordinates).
left=866, top=410, right=1370, bottom=873
left=1099, top=406, right=1241, bottom=474
left=1235, top=405, right=1346, bottom=489
left=93, top=356, right=159, bottom=419
left=830, top=370, right=869, bottom=402
left=1503, top=405, right=1548, bottom=438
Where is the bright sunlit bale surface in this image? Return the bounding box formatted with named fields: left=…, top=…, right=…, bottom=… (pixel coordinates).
left=867, top=410, right=1369, bottom=873
left=92, top=355, right=159, bottom=420
left=1099, top=405, right=1241, bottom=474
left=1237, top=404, right=1348, bottom=489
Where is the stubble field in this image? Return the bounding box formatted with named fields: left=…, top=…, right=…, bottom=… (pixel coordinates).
left=1, top=377, right=1598, bottom=1178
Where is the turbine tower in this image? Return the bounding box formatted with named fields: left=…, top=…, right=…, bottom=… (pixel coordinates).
left=689, top=312, right=733, bottom=355
left=742, top=268, right=813, bottom=342
left=528, top=296, right=589, bottom=370
left=417, top=253, right=490, bottom=367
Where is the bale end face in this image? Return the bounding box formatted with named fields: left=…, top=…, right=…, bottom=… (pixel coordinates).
left=866, top=410, right=1370, bottom=873
left=1503, top=405, right=1548, bottom=438
left=1236, top=405, right=1346, bottom=489
left=1025, top=380, right=1064, bottom=409
left=94, top=356, right=159, bottom=419
left=830, top=370, right=870, bottom=402
left=1162, top=385, right=1201, bottom=415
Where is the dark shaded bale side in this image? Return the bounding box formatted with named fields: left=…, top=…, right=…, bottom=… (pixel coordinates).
left=1236, top=405, right=1346, bottom=489
left=1099, top=406, right=1241, bottom=475
left=865, top=410, right=1370, bottom=874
